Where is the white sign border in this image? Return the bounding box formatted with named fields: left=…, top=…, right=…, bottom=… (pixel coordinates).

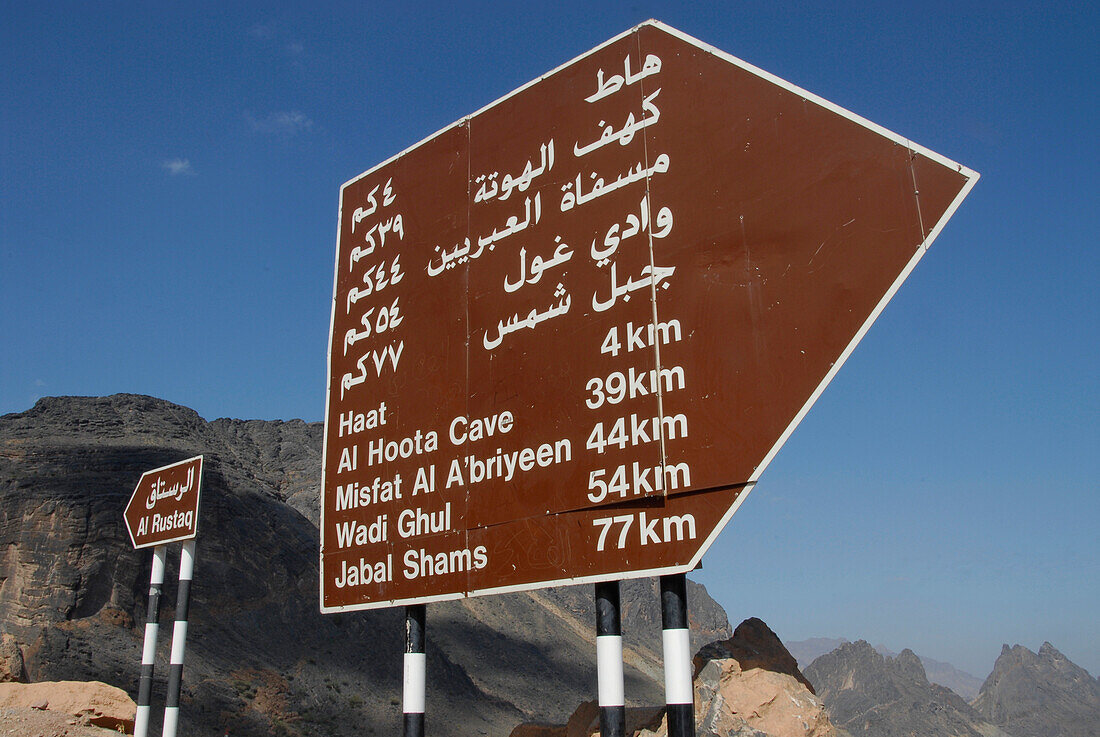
left=126, top=455, right=204, bottom=550
left=318, top=20, right=979, bottom=613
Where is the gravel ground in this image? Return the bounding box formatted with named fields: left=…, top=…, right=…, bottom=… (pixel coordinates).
left=0, top=706, right=126, bottom=737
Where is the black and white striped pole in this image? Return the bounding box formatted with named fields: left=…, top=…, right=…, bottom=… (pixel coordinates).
left=124, top=456, right=203, bottom=737
left=595, top=580, right=625, bottom=737
left=403, top=604, right=426, bottom=737
left=162, top=539, right=196, bottom=737
left=134, top=544, right=167, bottom=737
left=660, top=573, right=694, bottom=737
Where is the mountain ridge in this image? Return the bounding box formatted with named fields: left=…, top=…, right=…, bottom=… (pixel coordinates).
left=787, top=637, right=984, bottom=701
left=973, top=641, right=1100, bottom=737
left=803, top=640, right=1010, bottom=737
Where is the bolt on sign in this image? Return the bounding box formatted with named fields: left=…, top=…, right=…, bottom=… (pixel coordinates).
left=319, top=20, right=977, bottom=612
left=124, top=456, right=204, bottom=549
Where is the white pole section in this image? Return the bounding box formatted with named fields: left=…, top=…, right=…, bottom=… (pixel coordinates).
left=661, top=574, right=694, bottom=737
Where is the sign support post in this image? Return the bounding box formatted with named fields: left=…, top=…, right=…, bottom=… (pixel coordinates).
left=404, top=604, right=426, bottom=737
left=660, top=574, right=693, bottom=737
left=595, top=581, right=625, bottom=737
left=162, top=539, right=196, bottom=737
left=134, top=544, right=167, bottom=737
left=124, top=455, right=203, bottom=737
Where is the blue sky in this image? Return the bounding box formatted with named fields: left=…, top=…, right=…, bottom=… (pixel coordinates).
left=2, top=2, right=1096, bottom=679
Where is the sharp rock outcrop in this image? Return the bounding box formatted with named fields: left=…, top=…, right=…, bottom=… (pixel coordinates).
left=972, top=641, right=1100, bottom=737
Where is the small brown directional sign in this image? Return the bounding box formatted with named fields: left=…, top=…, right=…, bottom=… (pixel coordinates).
left=320, top=20, right=978, bottom=612
left=124, top=456, right=203, bottom=549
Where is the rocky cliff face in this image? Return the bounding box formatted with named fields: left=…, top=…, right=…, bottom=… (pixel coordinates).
left=804, top=641, right=1009, bottom=737
left=0, top=394, right=730, bottom=737
left=973, top=642, right=1100, bottom=737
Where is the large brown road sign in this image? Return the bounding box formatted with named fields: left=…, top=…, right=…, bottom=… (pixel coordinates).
left=320, top=21, right=978, bottom=611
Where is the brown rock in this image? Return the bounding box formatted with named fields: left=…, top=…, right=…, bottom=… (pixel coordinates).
left=0, top=633, right=26, bottom=682
left=509, top=722, right=567, bottom=737
left=637, top=656, right=836, bottom=736
left=564, top=700, right=600, bottom=737
left=521, top=700, right=667, bottom=737
left=0, top=680, right=136, bottom=732
left=694, top=617, right=814, bottom=693
left=697, top=657, right=833, bottom=737
left=636, top=618, right=834, bottom=736
left=630, top=617, right=835, bottom=736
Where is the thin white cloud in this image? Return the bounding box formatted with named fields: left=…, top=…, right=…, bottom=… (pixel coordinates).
left=246, top=111, right=313, bottom=136
left=248, top=20, right=303, bottom=58
left=162, top=158, right=196, bottom=176
left=249, top=22, right=276, bottom=40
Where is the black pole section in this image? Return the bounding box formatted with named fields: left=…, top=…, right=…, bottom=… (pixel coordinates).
left=660, top=573, right=694, bottom=737
left=595, top=581, right=625, bottom=737
left=403, top=604, right=426, bottom=737
left=135, top=545, right=167, bottom=737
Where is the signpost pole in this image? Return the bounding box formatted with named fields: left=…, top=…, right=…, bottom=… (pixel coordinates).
left=660, top=574, right=693, bottom=737
left=403, top=604, right=426, bottom=737
left=595, top=581, right=625, bottom=737
left=134, top=544, right=167, bottom=737
left=162, top=540, right=196, bottom=737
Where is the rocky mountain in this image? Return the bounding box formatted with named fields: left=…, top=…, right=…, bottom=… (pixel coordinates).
left=871, top=646, right=984, bottom=704
left=0, top=394, right=731, bottom=737
left=787, top=638, right=852, bottom=670
left=804, top=640, right=1010, bottom=737
left=787, top=637, right=983, bottom=701
left=973, top=642, right=1100, bottom=737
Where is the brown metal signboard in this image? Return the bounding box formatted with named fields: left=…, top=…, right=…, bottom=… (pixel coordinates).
left=320, top=21, right=977, bottom=612
left=124, top=456, right=203, bottom=549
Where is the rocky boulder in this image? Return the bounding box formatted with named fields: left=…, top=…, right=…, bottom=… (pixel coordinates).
left=693, top=617, right=815, bottom=692
left=0, top=633, right=26, bottom=682
left=641, top=618, right=834, bottom=737
left=0, top=680, right=135, bottom=731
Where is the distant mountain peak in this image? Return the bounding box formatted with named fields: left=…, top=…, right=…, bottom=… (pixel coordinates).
left=893, top=648, right=928, bottom=685
left=788, top=636, right=986, bottom=701
left=805, top=641, right=1004, bottom=737
left=1039, top=640, right=1064, bottom=659
left=975, top=641, right=1100, bottom=737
